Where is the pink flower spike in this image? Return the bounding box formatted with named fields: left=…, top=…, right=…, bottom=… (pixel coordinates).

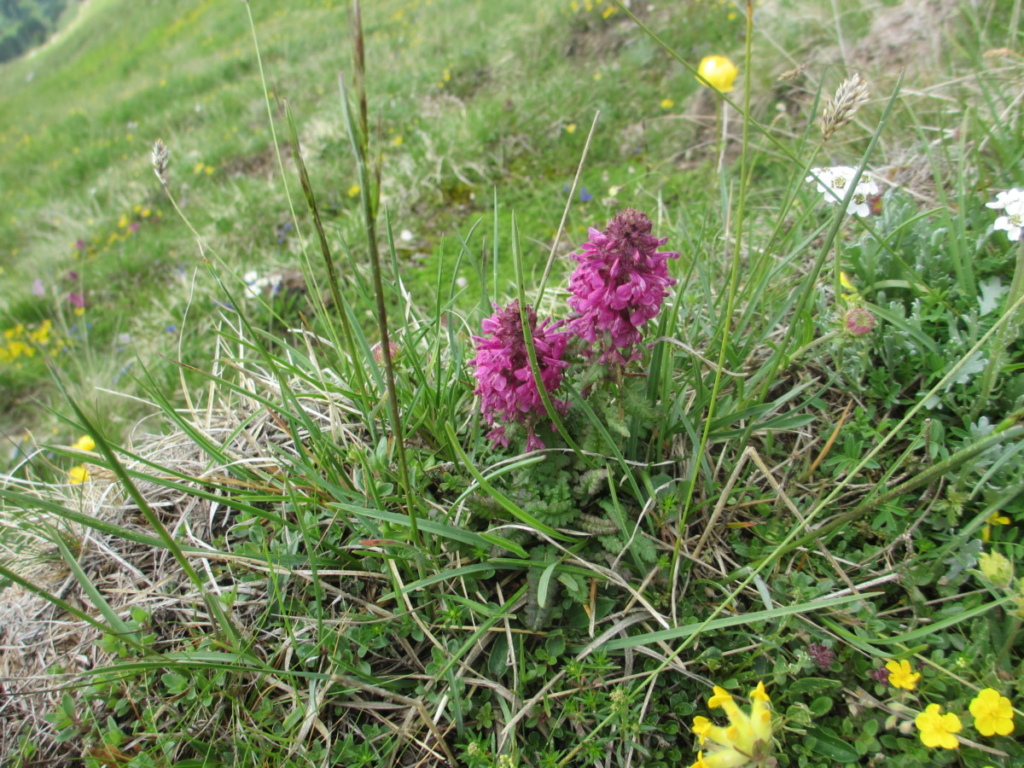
left=567, top=209, right=677, bottom=361
left=471, top=301, right=569, bottom=450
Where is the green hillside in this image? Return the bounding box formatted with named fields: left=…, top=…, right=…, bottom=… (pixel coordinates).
left=0, top=0, right=71, bottom=62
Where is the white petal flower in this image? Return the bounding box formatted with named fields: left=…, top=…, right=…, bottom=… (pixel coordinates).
left=994, top=211, right=1024, bottom=241
left=988, top=188, right=1024, bottom=240
left=806, top=166, right=878, bottom=217
left=986, top=188, right=1024, bottom=213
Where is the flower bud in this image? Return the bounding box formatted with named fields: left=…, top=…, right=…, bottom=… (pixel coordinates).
left=978, top=550, right=1014, bottom=588
left=843, top=307, right=877, bottom=336
left=697, top=55, right=738, bottom=93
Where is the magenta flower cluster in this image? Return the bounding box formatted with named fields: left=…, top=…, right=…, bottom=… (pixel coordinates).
left=567, top=208, right=678, bottom=362
left=471, top=209, right=675, bottom=450
left=470, top=300, right=569, bottom=451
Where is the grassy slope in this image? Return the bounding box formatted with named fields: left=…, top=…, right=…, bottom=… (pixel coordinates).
left=0, top=0, right=748, bottom=440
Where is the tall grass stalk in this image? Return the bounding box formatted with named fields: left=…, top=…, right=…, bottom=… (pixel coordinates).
left=340, top=0, right=421, bottom=553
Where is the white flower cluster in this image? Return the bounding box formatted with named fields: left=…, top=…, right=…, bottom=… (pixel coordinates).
left=806, top=166, right=879, bottom=217
left=987, top=188, right=1024, bottom=241
left=243, top=270, right=284, bottom=299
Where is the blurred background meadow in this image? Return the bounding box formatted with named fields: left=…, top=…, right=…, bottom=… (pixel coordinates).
left=2, top=0, right=1024, bottom=766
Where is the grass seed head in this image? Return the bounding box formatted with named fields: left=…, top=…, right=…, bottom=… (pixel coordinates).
left=151, top=139, right=170, bottom=184
left=820, top=73, right=869, bottom=140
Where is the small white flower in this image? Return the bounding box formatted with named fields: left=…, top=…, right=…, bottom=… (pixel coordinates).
left=987, top=188, right=1024, bottom=241
left=986, top=188, right=1024, bottom=213
left=243, top=271, right=271, bottom=298
left=806, top=166, right=879, bottom=217
left=994, top=211, right=1024, bottom=241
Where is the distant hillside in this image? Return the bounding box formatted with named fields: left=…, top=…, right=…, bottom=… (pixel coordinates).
left=0, top=0, right=72, bottom=63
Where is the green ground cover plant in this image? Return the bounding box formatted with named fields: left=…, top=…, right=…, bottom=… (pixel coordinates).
left=2, top=0, right=1024, bottom=766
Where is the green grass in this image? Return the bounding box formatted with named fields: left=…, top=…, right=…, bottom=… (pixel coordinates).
left=3, top=0, right=1024, bottom=766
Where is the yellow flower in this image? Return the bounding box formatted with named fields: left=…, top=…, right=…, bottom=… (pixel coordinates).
left=29, top=320, right=52, bottom=345
left=978, top=550, right=1014, bottom=588
left=72, top=435, right=95, bottom=452
left=697, top=55, right=738, bottom=93
left=885, top=659, right=921, bottom=691
left=983, top=511, right=1011, bottom=541
left=915, top=703, right=961, bottom=749
left=969, top=688, right=1014, bottom=737
left=68, top=465, right=90, bottom=484
left=690, top=683, right=773, bottom=768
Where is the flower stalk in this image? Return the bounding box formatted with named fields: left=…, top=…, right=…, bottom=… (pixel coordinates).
left=973, top=234, right=1024, bottom=420
left=341, top=0, right=422, bottom=551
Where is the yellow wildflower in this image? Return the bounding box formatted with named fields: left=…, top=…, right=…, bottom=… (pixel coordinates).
left=29, top=320, right=52, bottom=346
left=983, top=511, right=1011, bottom=541
left=885, top=659, right=921, bottom=691
left=72, top=435, right=96, bottom=452
left=690, top=683, right=774, bottom=768
left=697, top=55, right=738, bottom=93
left=969, top=688, right=1014, bottom=737
left=915, top=703, right=961, bottom=749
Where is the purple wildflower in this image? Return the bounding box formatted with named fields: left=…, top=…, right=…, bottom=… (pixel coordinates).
left=567, top=209, right=678, bottom=362
left=471, top=301, right=569, bottom=450
left=371, top=340, right=401, bottom=365
left=806, top=643, right=836, bottom=671
left=868, top=665, right=890, bottom=684
left=843, top=307, right=876, bottom=336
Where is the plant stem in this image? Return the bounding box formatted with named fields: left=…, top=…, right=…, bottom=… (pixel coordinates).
left=669, top=0, right=755, bottom=594
left=344, top=0, right=422, bottom=555
left=996, top=615, right=1022, bottom=670
left=973, top=237, right=1024, bottom=421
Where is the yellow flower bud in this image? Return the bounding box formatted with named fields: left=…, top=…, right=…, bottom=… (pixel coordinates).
left=978, top=550, right=1014, bottom=588
left=72, top=434, right=96, bottom=452
left=697, top=55, right=739, bottom=93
